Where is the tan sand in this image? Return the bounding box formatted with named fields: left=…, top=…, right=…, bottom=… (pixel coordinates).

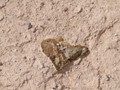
left=0, top=0, right=120, bottom=90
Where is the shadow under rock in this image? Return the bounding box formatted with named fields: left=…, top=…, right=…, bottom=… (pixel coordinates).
left=57, top=62, right=74, bottom=74
left=57, top=49, right=90, bottom=74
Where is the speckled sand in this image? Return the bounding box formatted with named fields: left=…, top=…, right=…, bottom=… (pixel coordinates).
left=0, top=0, right=120, bottom=90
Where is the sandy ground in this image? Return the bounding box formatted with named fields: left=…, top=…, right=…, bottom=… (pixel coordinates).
left=0, top=0, right=120, bottom=90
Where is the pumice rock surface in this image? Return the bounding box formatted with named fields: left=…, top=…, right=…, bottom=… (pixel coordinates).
left=41, top=37, right=89, bottom=71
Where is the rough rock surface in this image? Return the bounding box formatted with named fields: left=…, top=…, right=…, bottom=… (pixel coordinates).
left=0, top=0, right=120, bottom=90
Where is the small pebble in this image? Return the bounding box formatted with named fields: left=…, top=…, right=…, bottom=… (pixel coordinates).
left=0, top=1, right=5, bottom=9
left=32, top=56, right=36, bottom=61
left=33, top=28, right=37, bottom=33
left=114, top=34, right=117, bottom=36
left=0, top=12, right=4, bottom=21
left=23, top=56, right=27, bottom=59
left=40, top=2, right=45, bottom=9
left=106, top=75, right=110, bottom=81
left=0, top=62, right=3, bottom=66
left=74, top=6, right=82, bottom=14
left=28, top=22, right=33, bottom=29
left=64, top=7, right=68, bottom=12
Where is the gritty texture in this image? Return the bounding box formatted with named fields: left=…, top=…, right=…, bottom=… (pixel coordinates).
left=0, top=0, right=120, bottom=90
